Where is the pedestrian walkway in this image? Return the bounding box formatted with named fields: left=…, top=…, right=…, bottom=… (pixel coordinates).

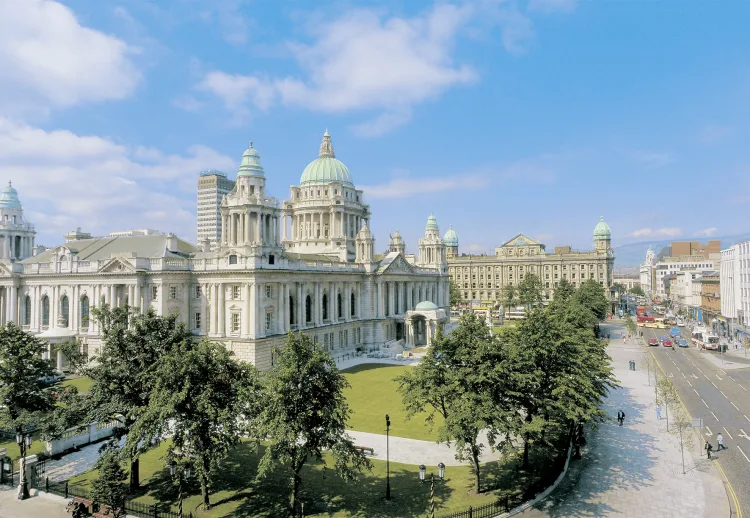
left=0, top=486, right=71, bottom=518
left=519, top=323, right=729, bottom=518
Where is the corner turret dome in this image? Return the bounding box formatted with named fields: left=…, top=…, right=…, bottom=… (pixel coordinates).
left=237, top=141, right=265, bottom=177
left=390, top=230, right=403, bottom=245
left=443, top=225, right=458, bottom=246
left=356, top=222, right=372, bottom=239
left=0, top=181, right=22, bottom=209
left=593, top=217, right=611, bottom=239
left=415, top=301, right=438, bottom=311
left=425, top=214, right=439, bottom=232
left=300, top=130, right=353, bottom=186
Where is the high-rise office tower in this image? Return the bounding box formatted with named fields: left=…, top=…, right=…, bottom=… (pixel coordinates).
left=197, top=170, right=235, bottom=247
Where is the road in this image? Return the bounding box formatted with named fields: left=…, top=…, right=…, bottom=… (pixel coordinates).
left=641, top=324, right=750, bottom=516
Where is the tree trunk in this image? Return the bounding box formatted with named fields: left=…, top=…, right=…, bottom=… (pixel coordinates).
left=665, top=400, right=669, bottom=432
left=129, top=457, right=139, bottom=491
left=289, top=463, right=303, bottom=517
left=201, top=472, right=211, bottom=510
left=471, top=445, right=482, bottom=494
left=523, top=434, right=530, bottom=469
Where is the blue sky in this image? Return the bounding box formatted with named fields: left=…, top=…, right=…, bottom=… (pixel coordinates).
left=1, top=0, right=748, bottom=255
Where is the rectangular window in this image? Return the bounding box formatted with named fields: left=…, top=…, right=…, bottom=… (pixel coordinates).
left=265, top=285, right=272, bottom=298
left=169, top=286, right=177, bottom=300
left=195, top=285, right=202, bottom=298
left=194, top=312, right=201, bottom=329
left=151, top=286, right=158, bottom=300
left=232, top=286, right=241, bottom=299
left=265, top=312, right=273, bottom=331
left=231, top=313, right=240, bottom=333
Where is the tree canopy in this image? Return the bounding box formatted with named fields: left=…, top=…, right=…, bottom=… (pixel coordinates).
left=572, top=280, right=610, bottom=321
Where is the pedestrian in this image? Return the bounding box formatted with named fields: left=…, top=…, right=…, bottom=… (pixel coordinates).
left=617, top=409, right=625, bottom=426
left=656, top=404, right=662, bottom=420
left=705, top=441, right=713, bottom=459
left=717, top=433, right=727, bottom=451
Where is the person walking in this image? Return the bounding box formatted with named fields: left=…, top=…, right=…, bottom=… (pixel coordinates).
left=705, top=441, right=713, bottom=459
left=656, top=404, right=662, bottom=420
left=617, top=409, right=625, bottom=427
left=717, top=433, right=727, bottom=451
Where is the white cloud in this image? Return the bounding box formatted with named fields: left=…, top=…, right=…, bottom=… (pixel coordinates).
left=695, top=227, right=718, bottom=237
left=198, top=72, right=277, bottom=111
left=631, top=150, right=675, bottom=169
left=528, top=0, right=578, bottom=14
left=359, top=173, right=489, bottom=199
left=0, top=117, right=234, bottom=244
left=350, top=110, right=413, bottom=138
left=629, top=227, right=682, bottom=238
left=466, top=243, right=486, bottom=252
left=0, top=0, right=141, bottom=117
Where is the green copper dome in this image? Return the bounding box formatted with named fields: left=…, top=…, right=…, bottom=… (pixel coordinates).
left=443, top=225, right=458, bottom=246
left=300, top=131, right=353, bottom=186
left=425, top=214, right=439, bottom=232
left=415, top=301, right=438, bottom=311
left=0, top=182, right=22, bottom=209
left=237, top=141, right=265, bottom=177
left=593, top=217, right=611, bottom=239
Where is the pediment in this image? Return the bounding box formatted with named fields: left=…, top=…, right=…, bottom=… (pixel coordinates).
left=379, top=253, right=414, bottom=275
left=0, top=262, right=13, bottom=277
left=500, top=234, right=541, bottom=248
left=98, top=258, right=135, bottom=274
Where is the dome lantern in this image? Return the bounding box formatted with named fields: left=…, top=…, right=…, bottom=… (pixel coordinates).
left=300, top=131, right=353, bottom=186
left=237, top=141, right=265, bottom=177
left=0, top=181, right=22, bottom=209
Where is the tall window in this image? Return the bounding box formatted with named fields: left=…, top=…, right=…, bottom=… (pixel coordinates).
left=289, top=295, right=295, bottom=326
left=80, top=296, right=90, bottom=329
left=305, top=295, right=312, bottom=323
left=23, top=296, right=31, bottom=326
left=229, top=255, right=238, bottom=265
left=337, top=292, right=343, bottom=319
left=231, top=313, right=240, bottom=333
left=61, top=295, right=70, bottom=327
left=265, top=312, right=273, bottom=331
left=322, top=294, right=328, bottom=320
left=351, top=292, right=356, bottom=317
left=169, top=286, right=177, bottom=300
left=194, top=312, right=201, bottom=330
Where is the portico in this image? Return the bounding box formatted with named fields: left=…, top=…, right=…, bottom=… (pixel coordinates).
left=405, top=301, right=448, bottom=348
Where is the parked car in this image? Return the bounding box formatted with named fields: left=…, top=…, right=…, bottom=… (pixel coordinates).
left=648, top=338, right=659, bottom=346
left=659, top=336, right=669, bottom=343
left=678, top=339, right=689, bottom=348
left=663, top=339, right=673, bottom=347
left=38, top=374, right=64, bottom=385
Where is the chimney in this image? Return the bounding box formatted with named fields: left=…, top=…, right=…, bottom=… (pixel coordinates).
left=201, top=238, right=211, bottom=253
left=166, top=233, right=178, bottom=252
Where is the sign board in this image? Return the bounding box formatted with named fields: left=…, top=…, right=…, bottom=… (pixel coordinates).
left=691, top=418, right=703, bottom=429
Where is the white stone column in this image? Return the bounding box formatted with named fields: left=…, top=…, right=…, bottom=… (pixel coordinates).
left=249, top=283, right=257, bottom=338
left=284, top=284, right=290, bottom=332
left=199, top=283, right=207, bottom=335
left=243, top=284, right=251, bottom=337
left=71, top=285, right=78, bottom=331
left=217, top=283, right=225, bottom=335
left=297, top=283, right=304, bottom=328
left=277, top=283, right=284, bottom=334
left=134, top=282, right=141, bottom=313
left=8, top=286, right=17, bottom=324
left=208, top=284, right=216, bottom=335
left=51, top=285, right=59, bottom=327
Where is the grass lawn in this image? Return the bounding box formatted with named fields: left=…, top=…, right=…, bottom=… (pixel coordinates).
left=69, top=438, right=565, bottom=518
left=0, top=434, right=47, bottom=461
left=342, top=364, right=443, bottom=441
left=61, top=376, right=94, bottom=394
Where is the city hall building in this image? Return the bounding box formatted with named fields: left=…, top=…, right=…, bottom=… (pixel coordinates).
left=0, top=132, right=449, bottom=370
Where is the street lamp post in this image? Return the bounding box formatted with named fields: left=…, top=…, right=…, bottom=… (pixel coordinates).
left=385, top=414, right=390, bottom=502
left=170, top=460, right=192, bottom=518
left=16, top=429, right=32, bottom=500
left=417, top=464, right=445, bottom=518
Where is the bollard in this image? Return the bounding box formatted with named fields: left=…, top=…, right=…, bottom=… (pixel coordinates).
left=64, top=481, right=69, bottom=498
left=45, top=476, right=49, bottom=492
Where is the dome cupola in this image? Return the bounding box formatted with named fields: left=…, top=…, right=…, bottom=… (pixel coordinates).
left=593, top=217, right=611, bottom=240
left=0, top=181, right=22, bottom=209
left=300, top=130, right=353, bottom=186
left=443, top=225, right=458, bottom=247
left=425, top=214, right=439, bottom=233
left=237, top=141, right=265, bottom=177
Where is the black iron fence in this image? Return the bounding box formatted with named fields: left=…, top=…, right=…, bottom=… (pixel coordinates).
left=437, top=498, right=512, bottom=518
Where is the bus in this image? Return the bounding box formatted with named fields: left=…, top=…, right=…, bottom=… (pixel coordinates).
left=691, top=327, right=707, bottom=348
left=637, top=315, right=655, bottom=324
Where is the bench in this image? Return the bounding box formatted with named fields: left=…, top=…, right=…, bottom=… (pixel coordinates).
left=66, top=497, right=115, bottom=517
left=354, top=446, right=374, bottom=456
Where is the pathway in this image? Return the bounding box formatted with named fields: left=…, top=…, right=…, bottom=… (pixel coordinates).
left=0, top=486, right=72, bottom=518
left=519, top=323, right=729, bottom=518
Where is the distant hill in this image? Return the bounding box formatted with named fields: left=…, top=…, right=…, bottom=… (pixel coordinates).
left=613, top=232, right=750, bottom=269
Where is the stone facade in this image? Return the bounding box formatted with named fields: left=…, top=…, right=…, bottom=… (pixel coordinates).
left=0, top=133, right=449, bottom=371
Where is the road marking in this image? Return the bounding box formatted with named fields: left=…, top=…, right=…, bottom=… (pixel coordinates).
left=711, top=382, right=718, bottom=389
left=687, top=380, right=693, bottom=386
left=697, top=367, right=703, bottom=373
left=669, top=373, right=674, bottom=378
left=740, top=384, right=748, bottom=392
left=704, top=374, right=711, bottom=380
left=711, top=411, right=719, bottom=421
left=723, top=427, right=734, bottom=440
left=721, top=369, right=728, bottom=376
left=732, top=402, right=740, bottom=411
left=701, top=398, right=709, bottom=408
left=720, top=390, right=728, bottom=399
left=692, top=373, right=699, bottom=379
left=739, top=429, right=750, bottom=441
left=705, top=426, right=713, bottom=436
left=728, top=375, right=736, bottom=382
left=682, top=372, right=687, bottom=378
left=738, top=446, right=750, bottom=463
left=693, top=388, right=700, bottom=396
left=746, top=415, right=750, bottom=423
left=676, top=366, right=681, bottom=372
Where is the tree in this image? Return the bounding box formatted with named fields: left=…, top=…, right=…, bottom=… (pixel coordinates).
left=258, top=333, right=371, bottom=516
left=629, top=285, right=645, bottom=297
left=612, top=283, right=626, bottom=295
left=624, top=314, right=637, bottom=337
left=656, top=377, right=678, bottom=432
left=517, top=273, right=543, bottom=309
left=87, top=306, right=194, bottom=490
left=554, top=278, right=575, bottom=302
left=90, top=450, right=129, bottom=518
left=128, top=341, right=261, bottom=510
left=502, top=285, right=517, bottom=316
left=398, top=313, right=498, bottom=493
left=449, top=279, right=461, bottom=308
left=573, top=280, right=610, bottom=322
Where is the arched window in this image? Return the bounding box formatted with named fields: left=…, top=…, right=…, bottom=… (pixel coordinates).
left=322, top=293, right=328, bottom=320
left=305, top=295, right=312, bottom=323
left=350, top=292, right=356, bottom=317
left=61, top=295, right=70, bottom=327
left=81, top=296, right=90, bottom=329
left=23, top=296, right=31, bottom=326
left=289, top=295, right=295, bottom=326
left=337, top=292, right=343, bottom=319
left=42, top=296, right=50, bottom=327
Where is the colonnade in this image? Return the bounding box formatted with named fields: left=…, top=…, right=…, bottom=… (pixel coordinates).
left=0, top=233, right=34, bottom=260
left=282, top=210, right=368, bottom=241
left=221, top=211, right=279, bottom=246
left=375, top=278, right=447, bottom=318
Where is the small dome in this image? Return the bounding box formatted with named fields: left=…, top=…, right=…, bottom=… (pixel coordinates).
left=425, top=214, right=439, bottom=232
left=356, top=222, right=372, bottom=239
left=300, top=130, right=353, bottom=186
left=415, top=301, right=438, bottom=311
left=443, top=225, right=458, bottom=246
left=593, top=217, right=611, bottom=239
left=390, top=230, right=403, bottom=244
left=0, top=181, right=22, bottom=209
left=237, top=141, right=265, bottom=177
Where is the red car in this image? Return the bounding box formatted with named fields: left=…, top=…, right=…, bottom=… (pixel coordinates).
left=648, top=338, right=659, bottom=346
left=663, top=339, right=673, bottom=347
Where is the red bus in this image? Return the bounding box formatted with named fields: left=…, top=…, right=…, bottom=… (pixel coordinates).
left=637, top=315, right=655, bottom=324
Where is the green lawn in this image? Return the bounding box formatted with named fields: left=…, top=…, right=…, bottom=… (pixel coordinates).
left=342, top=364, right=443, bottom=441
left=0, top=433, right=47, bottom=461
left=61, top=376, right=94, bottom=394
left=69, top=438, right=564, bottom=518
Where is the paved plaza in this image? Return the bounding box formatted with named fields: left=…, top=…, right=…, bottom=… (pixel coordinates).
left=520, top=323, right=730, bottom=518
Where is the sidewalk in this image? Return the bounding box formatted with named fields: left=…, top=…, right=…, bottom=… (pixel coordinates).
left=520, top=324, right=729, bottom=518
left=0, top=486, right=72, bottom=518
